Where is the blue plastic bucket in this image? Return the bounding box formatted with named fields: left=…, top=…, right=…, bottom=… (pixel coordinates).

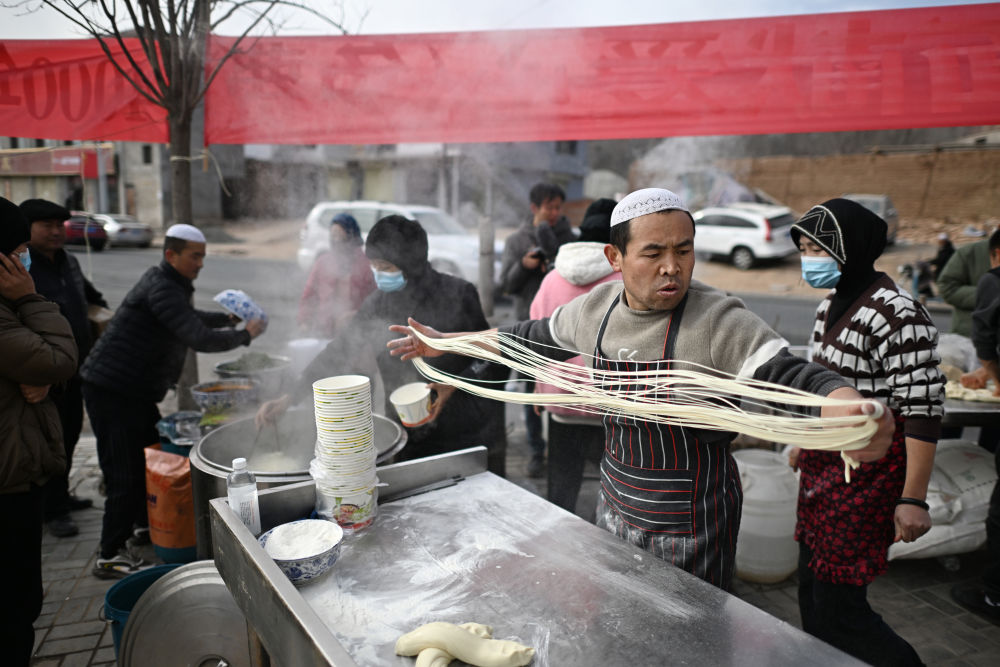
left=153, top=544, right=197, bottom=563
left=103, top=564, right=183, bottom=659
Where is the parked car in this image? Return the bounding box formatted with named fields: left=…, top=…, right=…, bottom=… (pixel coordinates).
left=691, top=203, right=798, bottom=270
left=65, top=212, right=107, bottom=251
left=91, top=213, right=154, bottom=248
left=841, top=194, right=899, bottom=244
left=298, top=201, right=504, bottom=285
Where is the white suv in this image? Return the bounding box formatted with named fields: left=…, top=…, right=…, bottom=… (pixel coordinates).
left=297, top=201, right=502, bottom=284
left=691, top=203, right=799, bottom=270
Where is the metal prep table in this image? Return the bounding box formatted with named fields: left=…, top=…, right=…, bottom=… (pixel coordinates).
left=211, top=447, right=861, bottom=666
left=943, top=397, right=1000, bottom=428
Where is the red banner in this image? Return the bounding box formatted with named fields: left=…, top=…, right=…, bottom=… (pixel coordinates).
left=204, top=3, right=1000, bottom=145
left=0, top=39, right=166, bottom=143
left=2, top=4, right=999, bottom=146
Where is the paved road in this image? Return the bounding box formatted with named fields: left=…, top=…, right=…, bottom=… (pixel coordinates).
left=74, top=245, right=953, bottom=350
left=71, top=245, right=308, bottom=353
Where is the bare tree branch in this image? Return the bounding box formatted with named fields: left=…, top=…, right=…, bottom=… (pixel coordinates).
left=36, top=0, right=166, bottom=106
left=195, top=0, right=277, bottom=106
left=110, top=0, right=170, bottom=98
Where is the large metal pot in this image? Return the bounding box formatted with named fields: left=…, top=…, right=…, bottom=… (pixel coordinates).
left=190, top=407, right=406, bottom=558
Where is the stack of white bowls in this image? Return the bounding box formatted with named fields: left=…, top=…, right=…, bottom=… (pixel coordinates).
left=309, top=375, right=378, bottom=531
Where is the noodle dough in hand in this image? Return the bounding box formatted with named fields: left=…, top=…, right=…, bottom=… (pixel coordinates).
left=396, top=621, right=534, bottom=667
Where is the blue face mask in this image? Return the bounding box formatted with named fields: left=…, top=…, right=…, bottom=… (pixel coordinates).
left=18, top=250, right=31, bottom=272
left=372, top=268, right=406, bottom=292
left=801, top=255, right=841, bottom=288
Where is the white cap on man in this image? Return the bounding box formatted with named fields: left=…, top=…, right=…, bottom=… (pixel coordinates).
left=165, top=223, right=206, bottom=243
left=610, top=188, right=689, bottom=227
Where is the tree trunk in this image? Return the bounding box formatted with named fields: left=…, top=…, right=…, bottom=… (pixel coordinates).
left=168, top=110, right=199, bottom=409
left=169, top=111, right=194, bottom=224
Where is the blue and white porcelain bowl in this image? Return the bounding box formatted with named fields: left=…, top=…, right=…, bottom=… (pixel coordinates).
left=189, top=378, right=259, bottom=414
left=213, top=289, right=268, bottom=325
left=258, top=519, right=343, bottom=586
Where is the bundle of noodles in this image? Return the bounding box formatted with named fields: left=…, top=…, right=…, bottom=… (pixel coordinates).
left=408, top=329, right=884, bottom=481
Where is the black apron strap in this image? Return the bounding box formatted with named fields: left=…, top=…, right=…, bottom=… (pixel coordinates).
left=593, top=292, right=621, bottom=359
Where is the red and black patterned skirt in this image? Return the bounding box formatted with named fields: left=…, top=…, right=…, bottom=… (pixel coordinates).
left=794, top=415, right=907, bottom=586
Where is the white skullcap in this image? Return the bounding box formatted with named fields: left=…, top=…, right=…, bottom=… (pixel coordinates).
left=165, top=223, right=206, bottom=243
left=610, top=188, right=689, bottom=227
left=937, top=232, right=949, bottom=240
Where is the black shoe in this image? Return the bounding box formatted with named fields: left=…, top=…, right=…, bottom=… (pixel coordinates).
left=526, top=455, right=545, bottom=479
left=129, top=526, right=151, bottom=546
left=47, top=514, right=79, bottom=538
left=951, top=583, right=1000, bottom=621
left=68, top=494, right=93, bottom=511
left=93, top=546, right=148, bottom=579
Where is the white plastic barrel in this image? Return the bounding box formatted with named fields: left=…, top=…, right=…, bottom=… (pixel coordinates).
left=733, top=448, right=800, bottom=584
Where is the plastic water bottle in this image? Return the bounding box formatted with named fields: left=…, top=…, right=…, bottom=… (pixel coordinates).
left=227, top=457, right=261, bottom=535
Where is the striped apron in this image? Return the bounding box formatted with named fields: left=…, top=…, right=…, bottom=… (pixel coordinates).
left=593, top=294, right=744, bottom=590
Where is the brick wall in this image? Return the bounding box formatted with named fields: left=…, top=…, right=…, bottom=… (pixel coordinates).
left=718, top=148, right=1000, bottom=221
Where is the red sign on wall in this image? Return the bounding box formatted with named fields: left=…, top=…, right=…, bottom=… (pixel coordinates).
left=0, top=146, right=115, bottom=178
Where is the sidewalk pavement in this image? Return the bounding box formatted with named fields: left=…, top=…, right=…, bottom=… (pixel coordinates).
left=30, top=419, right=1000, bottom=666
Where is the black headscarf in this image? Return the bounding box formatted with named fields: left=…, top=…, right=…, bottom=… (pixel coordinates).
left=790, top=198, right=887, bottom=329
left=0, top=196, right=31, bottom=255
left=364, top=215, right=429, bottom=280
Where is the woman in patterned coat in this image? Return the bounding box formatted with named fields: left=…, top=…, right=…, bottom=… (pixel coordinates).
left=789, top=198, right=945, bottom=667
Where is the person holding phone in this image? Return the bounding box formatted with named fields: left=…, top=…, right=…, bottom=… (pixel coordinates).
left=0, top=197, right=78, bottom=666
left=500, top=183, right=576, bottom=477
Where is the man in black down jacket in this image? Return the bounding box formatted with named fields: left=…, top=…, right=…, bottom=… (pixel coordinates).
left=22, top=198, right=108, bottom=539
left=258, top=215, right=508, bottom=475
left=82, top=224, right=265, bottom=578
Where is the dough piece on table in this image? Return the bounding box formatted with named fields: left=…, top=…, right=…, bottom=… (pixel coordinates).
left=396, top=621, right=535, bottom=667
left=945, top=380, right=1000, bottom=403
left=415, top=623, right=493, bottom=667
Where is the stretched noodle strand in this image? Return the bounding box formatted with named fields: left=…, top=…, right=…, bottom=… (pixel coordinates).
left=410, top=330, right=881, bottom=481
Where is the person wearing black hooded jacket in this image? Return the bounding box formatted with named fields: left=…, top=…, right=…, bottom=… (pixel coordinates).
left=260, top=215, right=507, bottom=474
left=789, top=198, right=945, bottom=667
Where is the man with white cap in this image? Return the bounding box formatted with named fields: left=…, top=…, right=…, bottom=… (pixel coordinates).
left=81, top=223, right=265, bottom=578
left=387, top=187, right=895, bottom=590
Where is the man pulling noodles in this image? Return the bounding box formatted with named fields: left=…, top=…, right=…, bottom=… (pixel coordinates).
left=388, top=188, right=894, bottom=591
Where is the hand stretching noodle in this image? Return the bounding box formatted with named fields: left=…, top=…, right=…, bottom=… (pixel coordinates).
left=396, top=622, right=535, bottom=667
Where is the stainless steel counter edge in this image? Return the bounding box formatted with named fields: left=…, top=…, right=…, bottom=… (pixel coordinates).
left=210, top=447, right=490, bottom=666
left=212, top=493, right=356, bottom=666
